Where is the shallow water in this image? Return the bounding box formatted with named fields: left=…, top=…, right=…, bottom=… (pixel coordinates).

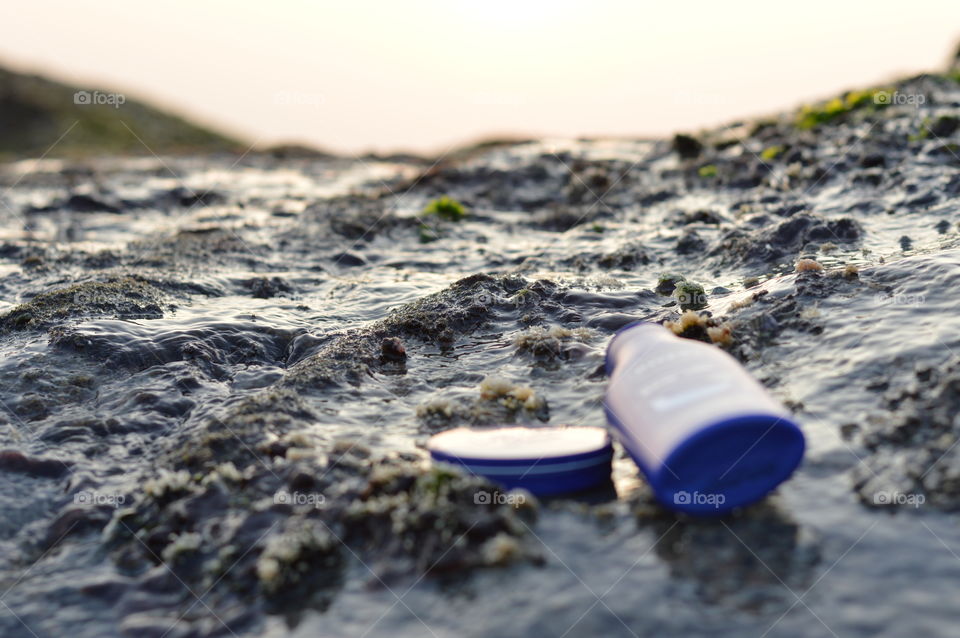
left=1, top=73, right=960, bottom=637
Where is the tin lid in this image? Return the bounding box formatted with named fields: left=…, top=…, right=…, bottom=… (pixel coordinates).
left=427, top=426, right=613, bottom=496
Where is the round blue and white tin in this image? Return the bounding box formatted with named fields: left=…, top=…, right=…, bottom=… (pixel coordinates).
left=427, top=426, right=613, bottom=496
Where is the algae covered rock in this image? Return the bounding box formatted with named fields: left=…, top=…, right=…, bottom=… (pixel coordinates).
left=0, top=277, right=165, bottom=330
left=673, top=279, right=708, bottom=310
left=283, top=274, right=565, bottom=391
left=108, top=418, right=541, bottom=621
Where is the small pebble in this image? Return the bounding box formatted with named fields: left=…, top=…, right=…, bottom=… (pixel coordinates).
left=380, top=337, right=406, bottom=362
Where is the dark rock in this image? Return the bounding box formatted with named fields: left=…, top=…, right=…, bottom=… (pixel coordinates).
left=0, top=450, right=70, bottom=477
left=859, top=153, right=886, bottom=168
left=676, top=230, right=707, bottom=255
left=598, top=242, right=649, bottom=270
left=773, top=203, right=806, bottom=217
left=0, top=278, right=165, bottom=331
left=929, top=115, right=959, bottom=138
left=65, top=193, right=121, bottom=213
left=586, top=312, right=641, bottom=332
left=380, top=337, right=406, bottom=362
left=672, top=134, right=704, bottom=159
left=245, top=276, right=293, bottom=299
left=331, top=251, right=366, bottom=267
left=905, top=192, right=938, bottom=209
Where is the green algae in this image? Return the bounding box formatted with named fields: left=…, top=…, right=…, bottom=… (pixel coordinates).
left=417, top=196, right=467, bottom=242
left=421, top=196, right=467, bottom=222
left=760, top=145, right=785, bottom=161
left=657, top=273, right=708, bottom=309
left=656, top=272, right=687, bottom=296
left=795, top=88, right=892, bottom=130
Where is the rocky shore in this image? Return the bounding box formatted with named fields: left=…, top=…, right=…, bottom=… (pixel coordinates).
left=0, top=67, right=959, bottom=637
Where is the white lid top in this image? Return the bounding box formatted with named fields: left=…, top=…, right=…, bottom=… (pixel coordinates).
left=427, top=426, right=609, bottom=461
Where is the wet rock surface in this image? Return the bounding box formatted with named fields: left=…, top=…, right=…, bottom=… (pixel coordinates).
left=1, top=72, right=960, bottom=637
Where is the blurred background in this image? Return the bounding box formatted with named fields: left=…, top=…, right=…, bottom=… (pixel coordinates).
left=0, top=0, right=958, bottom=156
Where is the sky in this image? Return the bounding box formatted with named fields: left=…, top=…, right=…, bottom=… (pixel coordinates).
left=1, top=1, right=958, bottom=155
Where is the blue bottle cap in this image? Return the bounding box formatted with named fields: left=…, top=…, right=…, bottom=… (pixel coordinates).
left=427, top=426, right=613, bottom=496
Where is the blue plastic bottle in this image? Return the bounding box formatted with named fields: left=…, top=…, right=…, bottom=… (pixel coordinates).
left=605, top=323, right=804, bottom=514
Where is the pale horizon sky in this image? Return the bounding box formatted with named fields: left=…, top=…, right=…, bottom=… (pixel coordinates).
left=1, top=0, right=959, bottom=155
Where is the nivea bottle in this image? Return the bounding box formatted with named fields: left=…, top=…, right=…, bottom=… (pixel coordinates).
left=605, top=322, right=804, bottom=515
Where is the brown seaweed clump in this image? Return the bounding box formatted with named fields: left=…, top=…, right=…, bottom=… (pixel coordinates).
left=513, top=325, right=592, bottom=360
left=795, top=258, right=824, bottom=273
left=479, top=376, right=547, bottom=414
left=664, top=310, right=734, bottom=346
left=841, top=264, right=860, bottom=279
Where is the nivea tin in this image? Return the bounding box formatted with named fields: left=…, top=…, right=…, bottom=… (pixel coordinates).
left=427, top=426, right=613, bottom=495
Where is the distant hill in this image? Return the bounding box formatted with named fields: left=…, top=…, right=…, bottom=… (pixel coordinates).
left=0, top=65, right=245, bottom=158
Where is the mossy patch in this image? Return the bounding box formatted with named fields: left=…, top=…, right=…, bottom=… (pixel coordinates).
left=674, top=280, right=708, bottom=310
left=760, top=145, right=785, bottom=161
left=417, top=196, right=467, bottom=242
left=697, top=164, right=718, bottom=178
left=656, top=272, right=687, bottom=296
left=796, top=88, right=892, bottom=130
left=657, top=273, right=708, bottom=309
left=421, top=196, right=467, bottom=222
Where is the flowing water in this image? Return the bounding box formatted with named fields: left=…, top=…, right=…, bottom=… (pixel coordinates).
left=1, top=73, right=959, bottom=637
